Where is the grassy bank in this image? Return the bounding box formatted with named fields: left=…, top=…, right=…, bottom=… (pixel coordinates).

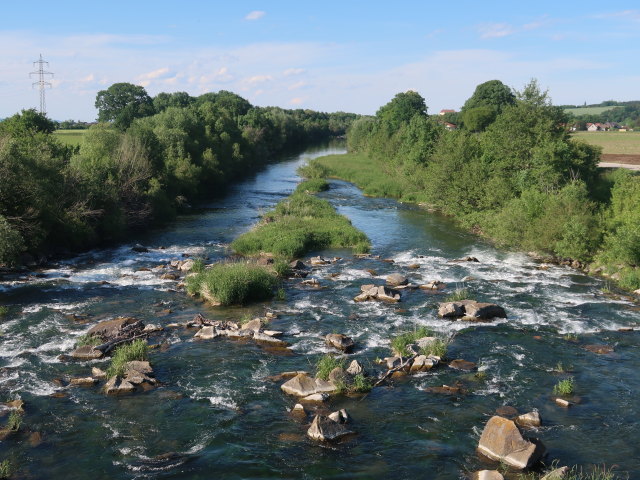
left=231, top=181, right=370, bottom=259
left=572, top=131, right=640, bottom=155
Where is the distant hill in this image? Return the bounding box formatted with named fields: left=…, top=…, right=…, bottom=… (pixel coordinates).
left=563, top=106, right=620, bottom=116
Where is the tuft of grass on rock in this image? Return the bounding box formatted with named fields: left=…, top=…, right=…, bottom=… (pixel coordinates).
left=315, top=355, right=345, bottom=381
left=553, top=377, right=575, bottom=396
left=350, top=373, right=373, bottom=393
left=444, top=287, right=469, bottom=302
left=0, top=306, right=8, bottom=317
left=390, top=326, right=433, bottom=357
left=106, top=339, right=148, bottom=378
left=186, top=262, right=278, bottom=306
left=75, top=333, right=103, bottom=347
left=0, top=459, right=13, bottom=479
left=422, top=337, right=450, bottom=358
left=6, top=412, right=21, bottom=432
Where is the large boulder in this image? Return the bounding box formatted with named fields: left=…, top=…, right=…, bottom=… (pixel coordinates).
left=438, top=301, right=506, bottom=320
left=515, top=411, right=541, bottom=429
left=477, top=416, right=545, bottom=469
left=104, top=376, right=136, bottom=395
left=307, top=414, right=353, bottom=442
left=386, top=273, right=408, bottom=286
left=472, top=471, right=504, bottom=480
left=325, top=333, right=355, bottom=353
left=87, top=317, right=139, bottom=340
left=281, top=373, right=336, bottom=397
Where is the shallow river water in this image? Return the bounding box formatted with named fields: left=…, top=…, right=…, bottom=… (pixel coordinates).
left=1, top=143, right=639, bottom=479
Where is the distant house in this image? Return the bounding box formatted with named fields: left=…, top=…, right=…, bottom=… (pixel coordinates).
left=587, top=122, right=606, bottom=131
left=439, top=109, right=456, bottom=116
left=444, top=122, right=457, bottom=131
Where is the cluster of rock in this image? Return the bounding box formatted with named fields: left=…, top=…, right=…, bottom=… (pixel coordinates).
left=325, top=333, right=354, bottom=352
left=69, top=317, right=160, bottom=360
left=309, top=256, right=340, bottom=266
left=307, top=410, right=353, bottom=442
left=103, top=361, right=157, bottom=395
left=192, top=314, right=288, bottom=348
left=438, top=300, right=507, bottom=321
left=354, top=284, right=401, bottom=303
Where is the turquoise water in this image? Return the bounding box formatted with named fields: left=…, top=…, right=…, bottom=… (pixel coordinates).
left=0, top=142, right=638, bottom=479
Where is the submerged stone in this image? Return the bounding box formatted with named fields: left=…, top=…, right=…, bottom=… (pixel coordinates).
left=477, top=416, right=545, bottom=470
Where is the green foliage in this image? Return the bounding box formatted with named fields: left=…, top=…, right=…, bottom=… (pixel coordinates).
left=553, top=377, right=575, bottom=396
left=315, top=355, right=345, bottom=380
left=0, top=306, right=8, bottom=317
left=421, top=337, right=449, bottom=358
left=272, top=259, right=292, bottom=278
left=444, top=287, right=469, bottom=302
left=390, top=326, right=433, bottom=356
left=460, top=106, right=496, bottom=132
left=106, top=339, right=148, bottom=378
left=376, top=91, right=428, bottom=130
left=0, top=215, right=24, bottom=266
left=95, top=83, right=155, bottom=130
left=190, top=258, right=205, bottom=274
left=0, top=459, right=13, bottom=479
left=75, top=334, right=103, bottom=347
left=6, top=411, right=21, bottom=431
left=186, top=262, right=278, bottom=305
left=231, top=190, right=370, bottom=259
left=461, top=80, right=515, bottom=115
left=297, top=160, right=330, bottom=179
left=350, top=373, right=373, bottom=393
left=0, top=109, right=56, bottom=135
left=295, top=179, right=329, bottom=194
left=275, top=287, right=286, bottom=301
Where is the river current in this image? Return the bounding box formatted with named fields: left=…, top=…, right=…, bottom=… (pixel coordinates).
left=1, top=143, right=639, bottom=479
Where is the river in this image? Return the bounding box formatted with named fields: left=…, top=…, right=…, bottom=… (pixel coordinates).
left=0, top=143, right=638, bottom=479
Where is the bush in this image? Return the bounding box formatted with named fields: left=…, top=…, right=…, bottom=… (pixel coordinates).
left=186, top=262, right=278, bottom=305
left=106, top=339, right=148, bottom=378
left=75, top=334, right=103, bottom=347
left=297, top=160, right=330, bottom=179
left=6, top=411, right=21, bottom=431
left=295, top=178, right=328, bottom=194
left=315, top=355, right=345, bottom=381
left=553, top=377, right=575, bottom=396
left=350, top=373, right=373, bottom=393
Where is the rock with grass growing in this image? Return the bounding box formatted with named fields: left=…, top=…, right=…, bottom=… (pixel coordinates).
left=280, top=373, right=336, bottom=397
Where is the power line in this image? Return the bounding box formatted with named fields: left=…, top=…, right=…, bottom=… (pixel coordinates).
left=29, top=54, right=54, bottom=115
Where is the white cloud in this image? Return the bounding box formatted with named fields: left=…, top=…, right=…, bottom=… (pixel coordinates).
left=288, top=81, right=307, bottom=90
left=282, top=68, right=305, bottom=76
left=478, top=23, right=516, bottom=39
left=245, top=11, right=266, bottom=21
left=244, top=74, right=273, bottom=85
left=289, top=97, right=304, bottom=105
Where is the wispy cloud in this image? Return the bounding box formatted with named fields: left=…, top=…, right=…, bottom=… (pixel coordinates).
left=283, top=68, right=305, bottom=76
left=478, top=23, right=516, bottom=39
left=593, top=10, right=640, bottom=22
left=289, top=97, right=304, bottom=105
left=288, top=80, right=307, bottom=90
left=245, top=10, right=266, bottom=21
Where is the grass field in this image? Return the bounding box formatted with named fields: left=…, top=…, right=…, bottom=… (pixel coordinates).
left=53, top=129, right=86, bottom=146
left=564, top=106, right=620, bottom=116
left=572, top=131, right=640, bottom=155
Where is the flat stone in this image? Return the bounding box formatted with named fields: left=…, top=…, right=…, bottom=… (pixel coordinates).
left=87, top=317, right=138, bottom=339
left=263, top=330, right=283, bottom=337
left=420, top=281, right=446, bottom=290
left=477, top=416, right=545, bottom=470
left=464, top=302, right=507, bottom=320
left=449, top=359, right=477, bottom=371
left=310, top=256, right=329, bottom=266
left=125, top=361, right=153, bottom=375
left=253, top=332, right=289, bottom=347
left=307, top=414, right=354, bottom=442
left=410, top=355, right=438, bottom=372
left=281, top=374, right=336, bottom=397
left=241, top=319, right=262, bottom=332
left=70, top=377, right=98, bottom=386
left=300, top=393, right=329, bottom=403
left=515, top=411, right=541, bottom=428
left=472, top=471, right=504, bottom=480
left=194, top=326, right=218, bottom=339
left=70, top=345, right=104, bottom=360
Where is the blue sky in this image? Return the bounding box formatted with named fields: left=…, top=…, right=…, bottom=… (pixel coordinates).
left=1, top=1, right=639, bottom=120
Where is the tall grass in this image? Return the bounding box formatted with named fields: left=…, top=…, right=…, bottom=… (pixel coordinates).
left=106, top=339, right=149, bottom=378
left=231, top=190, right=370, bottom=259
left=553, top=377, right=575, bottom=396
left=186, top=262, right=278, bottom=305
left=390, top=326, right=433, bottom=356
left=295, top=178, right=329, bottom=194
left=315, top=355, right=345, bottom=380
left=297, top=160, right=331, bottom=179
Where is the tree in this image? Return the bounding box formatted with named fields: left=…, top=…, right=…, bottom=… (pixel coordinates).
left=461, top=80, right=515, bottom=131
left=0, top=109, right=55, bottom=135
left=153, top=92, right=194, bottom=113
left=376, top=91, right=427, bottom=129
left=95, top=83, right=155, bottom=130
left=461, top=106, right=497, bottom=132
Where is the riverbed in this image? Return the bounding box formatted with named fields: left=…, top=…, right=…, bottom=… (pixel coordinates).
left=1, top=142, right=638, bottom=479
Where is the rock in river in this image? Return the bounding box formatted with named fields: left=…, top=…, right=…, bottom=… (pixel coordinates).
left=281, top=373, right=337, bottom=397
left=325, top=333, right=355, bottom=352
left=438, top=300, right=506, bottom=320
left=477, top=416, right=545, bottom=470
left=307, top=414, right=354, bottom=442
left=386, top=273, right=408, bottom=286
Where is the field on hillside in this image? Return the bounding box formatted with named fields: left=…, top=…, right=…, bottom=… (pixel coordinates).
left=572, top=131, right=640, bottom=155
left=53, top=129, right=86, bottom=146
left=564, top=106, right=620, bottom=116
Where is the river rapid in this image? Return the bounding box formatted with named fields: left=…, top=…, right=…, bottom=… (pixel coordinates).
left=1, top=143, right=639, bottom=479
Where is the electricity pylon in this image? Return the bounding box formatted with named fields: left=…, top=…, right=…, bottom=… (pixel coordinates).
left=30, top=54, right=53, bottom=115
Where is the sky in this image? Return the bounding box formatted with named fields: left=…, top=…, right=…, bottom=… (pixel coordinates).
left=1, top=1, right=639, bottom=121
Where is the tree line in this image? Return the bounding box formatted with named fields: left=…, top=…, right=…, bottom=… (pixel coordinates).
left=345, top=80, right=640, bottom=289
left=0, top=84, right=358, bottom=266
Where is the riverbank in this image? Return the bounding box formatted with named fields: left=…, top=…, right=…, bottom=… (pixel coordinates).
left=0, top=145, right=638, bottom=479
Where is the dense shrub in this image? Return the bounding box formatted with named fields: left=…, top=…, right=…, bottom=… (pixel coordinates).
left=186, top=262, right=278, bottom=305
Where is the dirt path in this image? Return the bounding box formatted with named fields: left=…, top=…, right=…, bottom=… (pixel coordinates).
left=598, top=154, right=640, bottom=170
